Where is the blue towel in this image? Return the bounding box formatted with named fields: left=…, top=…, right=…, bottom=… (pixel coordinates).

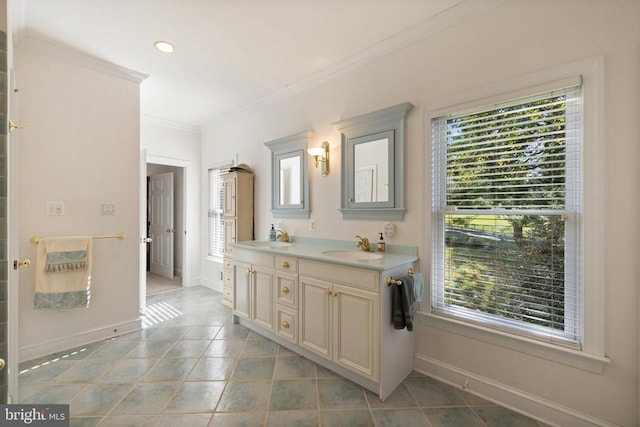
left=412, top=272, right=424, bottom=303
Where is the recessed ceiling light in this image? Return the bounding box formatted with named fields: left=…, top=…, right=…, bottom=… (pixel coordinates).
left=154, top=41, right=176, bottom=54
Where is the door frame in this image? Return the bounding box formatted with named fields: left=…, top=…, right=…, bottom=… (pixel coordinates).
left=7, top=70, right=19, bottom=403
left=143, top=153, right=191, bottom=292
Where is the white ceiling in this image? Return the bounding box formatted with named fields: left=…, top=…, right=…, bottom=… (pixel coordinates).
left=16, top=0, right=482, bottom=129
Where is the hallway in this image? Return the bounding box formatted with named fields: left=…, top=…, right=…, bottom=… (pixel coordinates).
left=18, top=286, right=546, bottom=426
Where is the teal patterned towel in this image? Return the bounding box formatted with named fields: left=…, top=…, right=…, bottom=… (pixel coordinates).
left=35, top=236, right=92, bottom=310
left=34, top=291, right=89, bottom=310
left=45, top=250, right=88, bottom=273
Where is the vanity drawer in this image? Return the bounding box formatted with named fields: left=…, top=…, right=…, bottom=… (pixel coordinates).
left=223, top=272, right=234, bottom=287
left=223, top=284, right=233, bottom=300
left=276, top=255, right=298, bottom=273
left=223, top=259, right=234, bottom=274
left=233, top=248, right=275, bottom=267
left=299, top=259, right=379, bottom=292
left=275, top=305, right=297, bottom=344
left=275, top=271, right=297, bottom=308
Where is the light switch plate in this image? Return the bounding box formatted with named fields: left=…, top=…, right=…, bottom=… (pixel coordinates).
left=46, top=201, right=64, bottom=216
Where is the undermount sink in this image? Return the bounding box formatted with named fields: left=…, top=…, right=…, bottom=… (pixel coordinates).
left=322, top=250, right=384, bottom=261
left=248, top=241, right=292, bottom=248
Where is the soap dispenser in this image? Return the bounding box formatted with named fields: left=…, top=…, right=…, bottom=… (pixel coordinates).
left=377, top=232, right=386, bottom=253
left=269, top=224, right=277, bottom=241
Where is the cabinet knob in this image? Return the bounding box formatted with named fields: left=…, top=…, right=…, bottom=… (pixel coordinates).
left=281, top=321, right=290, bottom=329
left=282, top=286, right=290, bottom=294
left=282, top=261, right=290, bottom=268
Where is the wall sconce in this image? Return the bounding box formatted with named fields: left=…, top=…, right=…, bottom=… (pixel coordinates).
left=308, top=141, right=330, bottom=176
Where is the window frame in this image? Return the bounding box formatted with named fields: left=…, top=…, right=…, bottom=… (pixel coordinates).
left=207, top=166, right=227, bottom=260
left=431, top=85, right=582, bottom=347
left=420, top=58, right=609, bottom=373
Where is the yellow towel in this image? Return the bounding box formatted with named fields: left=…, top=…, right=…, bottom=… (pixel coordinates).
left=35, top=236, right=92, bottom=310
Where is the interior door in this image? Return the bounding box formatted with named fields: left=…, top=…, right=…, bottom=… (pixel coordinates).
left=149, top=172, right=174, bottom=278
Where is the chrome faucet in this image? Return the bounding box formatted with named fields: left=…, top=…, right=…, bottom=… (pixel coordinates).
left=277, top=230, right=290, bottom=243
left=355, top=235, right=371, bottom=252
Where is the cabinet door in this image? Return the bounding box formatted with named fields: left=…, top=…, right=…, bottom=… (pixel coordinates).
left=223, top=219, right=236, bottom=254
left=233, top=261, right=251, bottom=319
left=299, top=276, right=331, bottom=358
left=223, top=176, right=236, bottom=217
left=252, top=265, right=274, bottom=330
left=333, top=284, right=379, bottom=381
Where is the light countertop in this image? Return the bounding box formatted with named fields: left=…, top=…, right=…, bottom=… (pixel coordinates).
left=232, top=236, right=418, bottom=271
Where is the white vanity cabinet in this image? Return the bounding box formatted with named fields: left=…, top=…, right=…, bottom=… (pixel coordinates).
left=233, top=248, right=274, bottom=331
left=231, top=242, right=416, bottom=401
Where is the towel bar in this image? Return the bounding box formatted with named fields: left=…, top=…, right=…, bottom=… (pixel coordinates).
left=386, top=268, right=414, bottom=286
left=31, top=232, right=126, bottom=245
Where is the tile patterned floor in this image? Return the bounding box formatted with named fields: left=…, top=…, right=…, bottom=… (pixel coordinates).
left=18, top=286, right=548, bottom=426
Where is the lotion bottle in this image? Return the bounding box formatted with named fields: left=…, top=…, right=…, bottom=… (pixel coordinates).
left=269, top=224, right=277, bottom=241
left=377, top=232, right=386, bottom=252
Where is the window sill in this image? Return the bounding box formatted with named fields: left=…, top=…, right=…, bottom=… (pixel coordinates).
left=417, top=311, right=610, bottom=374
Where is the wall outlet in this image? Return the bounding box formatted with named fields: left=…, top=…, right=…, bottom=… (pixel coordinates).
left=309, top=219, right=316, bottom=231
left=384, top=222, right=395, bottom=237
left=101, top=203, right=116, bottom=215
left=276, top=221, right=283, bottom=230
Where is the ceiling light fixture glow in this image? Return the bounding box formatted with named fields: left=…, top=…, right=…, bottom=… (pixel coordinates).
left=154, top=41, right=176, bottom=54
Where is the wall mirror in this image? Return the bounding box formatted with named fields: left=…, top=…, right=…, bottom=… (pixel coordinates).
left=333, top=102, right=412, bottom=220
left=264, top=131, right=311, bottom=218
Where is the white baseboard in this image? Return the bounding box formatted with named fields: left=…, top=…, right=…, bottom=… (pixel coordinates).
left=19, top=318, right=142, bottom=363
left=200, top=277, right=223, bottom=293
left=414, top=353, right=616, bottom=427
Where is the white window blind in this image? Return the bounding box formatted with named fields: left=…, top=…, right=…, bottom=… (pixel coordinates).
left=208, top=168, right=226, bottom=258
left=431, top=84, right=582, bottom=347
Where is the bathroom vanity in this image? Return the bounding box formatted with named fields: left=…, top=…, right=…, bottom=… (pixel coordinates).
left=231, top=237, right=418, bottom=400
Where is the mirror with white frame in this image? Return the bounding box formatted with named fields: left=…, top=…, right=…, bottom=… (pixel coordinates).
left=264, top=131, right=311, bottom=218
left=333, top=102, right=412, bottom=220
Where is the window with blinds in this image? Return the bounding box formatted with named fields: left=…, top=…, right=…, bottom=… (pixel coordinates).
left=431, top=84, right=582, bottom=347
left=208, top=168, right=226, bottom=258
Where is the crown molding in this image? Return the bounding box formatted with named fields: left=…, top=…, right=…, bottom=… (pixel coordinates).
left=141, top=114, right=201, bottom=134
left=16, top=34, right=148, bottom=84
left=202, top=0, right=506, bottom=130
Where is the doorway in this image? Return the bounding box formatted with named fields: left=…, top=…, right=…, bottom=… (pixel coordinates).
left=146, top=163, right=183, bottom=294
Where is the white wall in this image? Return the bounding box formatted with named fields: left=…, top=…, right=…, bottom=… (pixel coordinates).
left=201, top=1, right=640, bottom=425
left=15, top=42, right=143, bottom=360
left=141, top=121, right=201, bottom=286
